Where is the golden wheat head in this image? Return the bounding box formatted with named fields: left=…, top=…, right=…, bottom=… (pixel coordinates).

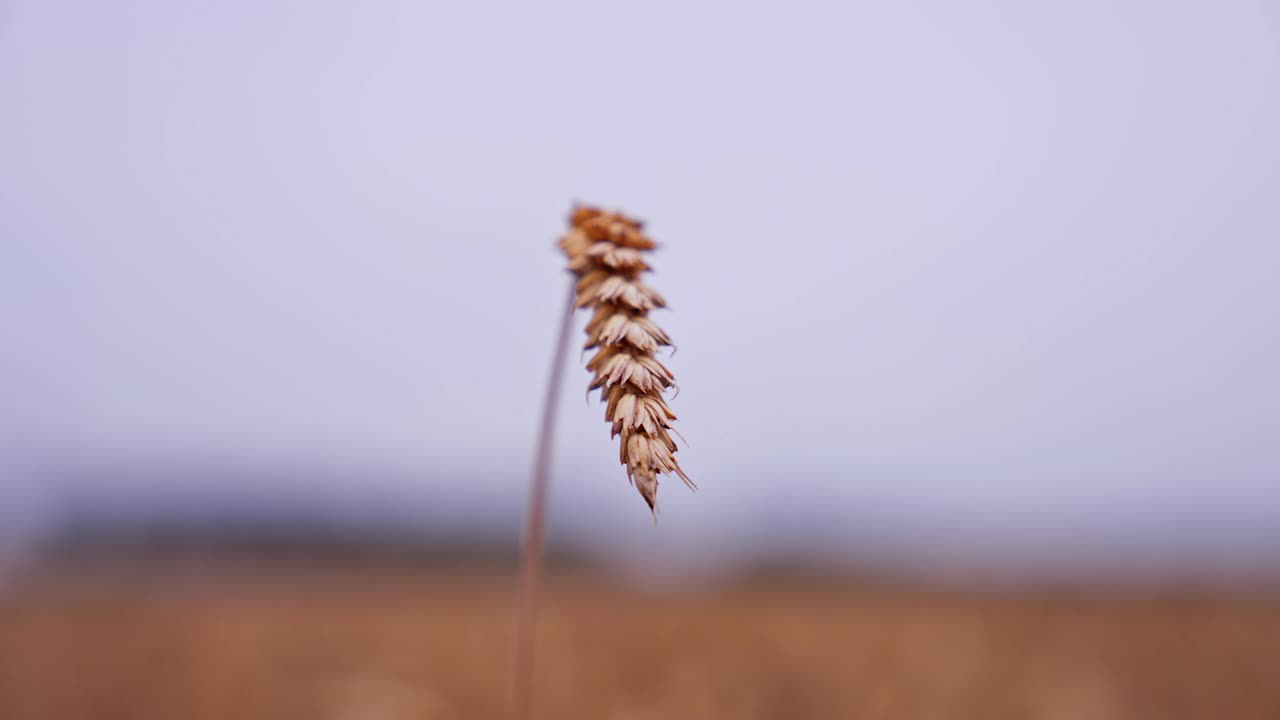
left=560, top=204, right=692, bottom=514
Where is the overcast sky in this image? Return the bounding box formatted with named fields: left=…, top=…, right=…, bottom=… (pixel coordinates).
left=2, top=1, right=1278, bottom=576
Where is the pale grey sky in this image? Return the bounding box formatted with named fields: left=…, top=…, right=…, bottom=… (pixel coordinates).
left=2, top=1, right=1278, bottom=576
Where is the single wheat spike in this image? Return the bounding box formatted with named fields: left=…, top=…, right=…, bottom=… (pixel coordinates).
left=560, top=204, right=692, bottom=513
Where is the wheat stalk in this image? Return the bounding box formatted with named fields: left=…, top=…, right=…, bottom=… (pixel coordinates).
left=511, top=205, right=690, bottom=720
left=560, top=205, right=693, bottom=514
left=510, top=279, right=575, bottom=720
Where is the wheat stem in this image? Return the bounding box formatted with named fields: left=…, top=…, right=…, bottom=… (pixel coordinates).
left=510, top=277, right=576, bottom=720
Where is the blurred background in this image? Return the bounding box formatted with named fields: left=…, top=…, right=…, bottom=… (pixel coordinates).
left=2, top=1, right=1278, bottom=718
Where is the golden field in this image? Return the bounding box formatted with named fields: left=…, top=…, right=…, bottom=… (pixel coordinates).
left=1, top=572, right=1278, bottom=719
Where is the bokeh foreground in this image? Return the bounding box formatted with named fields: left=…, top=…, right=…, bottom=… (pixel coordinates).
left=2, top=564, right=1277, bottom=720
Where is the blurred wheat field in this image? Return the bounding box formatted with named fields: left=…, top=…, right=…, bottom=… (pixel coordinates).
left=1, top=574, right=1278, bottom=720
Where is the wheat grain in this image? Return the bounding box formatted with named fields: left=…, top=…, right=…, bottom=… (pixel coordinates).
left=561, top=205, right=692, bottom=513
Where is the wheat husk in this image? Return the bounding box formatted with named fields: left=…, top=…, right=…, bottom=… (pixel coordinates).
left=560, top=205, right=692, bottom=513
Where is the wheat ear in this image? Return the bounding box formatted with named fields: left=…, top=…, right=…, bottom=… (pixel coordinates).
left=560, top=205, right=693, bottom=514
